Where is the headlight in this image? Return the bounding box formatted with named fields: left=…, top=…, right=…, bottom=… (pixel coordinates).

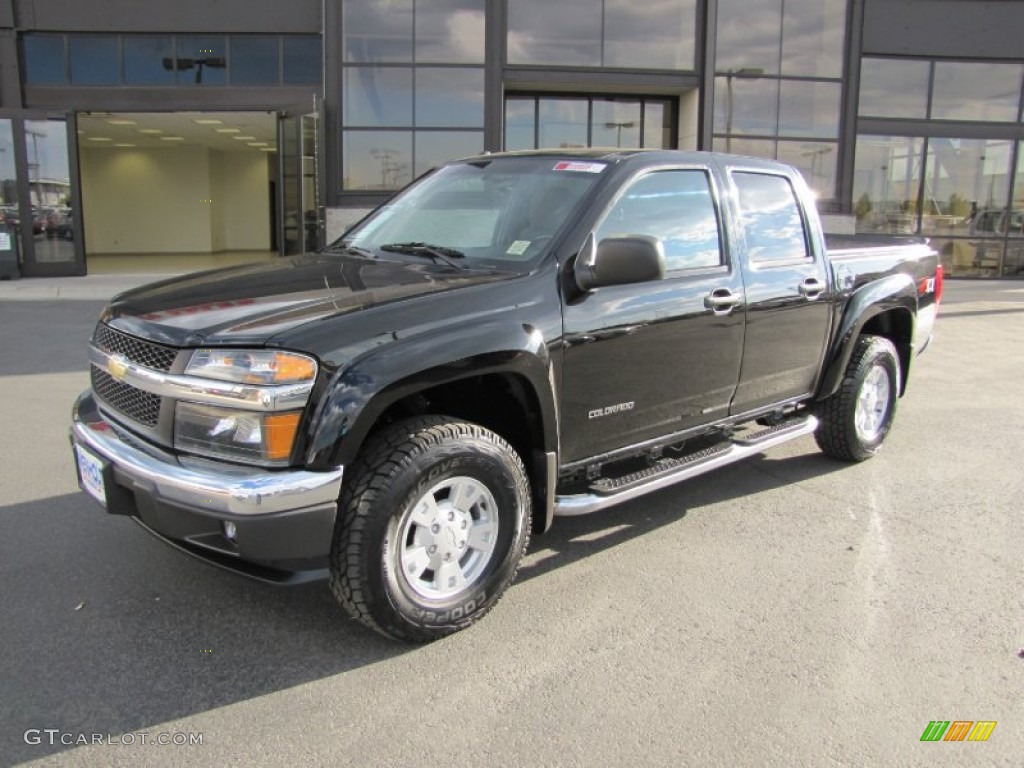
left=175, top=402, right=302, bottom=466
left=185, top=349, right=317, bottom=385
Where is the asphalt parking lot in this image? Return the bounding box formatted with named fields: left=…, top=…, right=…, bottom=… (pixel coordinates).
left=1, top=278, right=1022, bottom=767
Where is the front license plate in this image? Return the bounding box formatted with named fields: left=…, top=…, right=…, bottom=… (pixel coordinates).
left=75, top=444, right=107, bottom=508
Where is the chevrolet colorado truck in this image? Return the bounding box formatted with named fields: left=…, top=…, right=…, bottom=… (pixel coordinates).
left=71, top=150, right=942, bottom=642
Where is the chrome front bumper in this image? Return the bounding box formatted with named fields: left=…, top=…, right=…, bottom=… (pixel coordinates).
left=71, top=391, right=344, bottom=576
left=72, top=391, right=343, bottom=516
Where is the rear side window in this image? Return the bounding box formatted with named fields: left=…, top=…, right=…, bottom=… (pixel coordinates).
left=733, top=172, right=810, bottom=263
left=596, top=170, right=723, bottom=273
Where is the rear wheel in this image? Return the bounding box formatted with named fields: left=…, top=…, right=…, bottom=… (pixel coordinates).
left=815, top=335, right=901, bottom=462
left=329, top=416, right=531, bottom=642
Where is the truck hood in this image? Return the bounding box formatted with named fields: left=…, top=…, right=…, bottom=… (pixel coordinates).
left=103, top=252, right=521, bottom=346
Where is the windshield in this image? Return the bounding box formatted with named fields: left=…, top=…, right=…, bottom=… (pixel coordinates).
left=338, top=156, right=608, bottom=269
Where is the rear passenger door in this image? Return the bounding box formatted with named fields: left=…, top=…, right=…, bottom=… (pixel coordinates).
left=560, top=167, right=746, bottom=463
left=727, top=169, right=831, bottom=414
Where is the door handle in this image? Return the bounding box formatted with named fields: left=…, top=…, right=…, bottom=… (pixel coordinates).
left=705, top=288, right=742, bottom=314
left=798, top=277, right=826, bottom=299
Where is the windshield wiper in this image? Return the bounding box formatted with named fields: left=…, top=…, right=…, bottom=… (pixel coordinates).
left=379, top=242, right=467, bottom=270
left=324, top=243, right=376, bottom=258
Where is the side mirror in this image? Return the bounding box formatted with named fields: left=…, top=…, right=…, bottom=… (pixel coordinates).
left=574, top=233, right=666, bottom=291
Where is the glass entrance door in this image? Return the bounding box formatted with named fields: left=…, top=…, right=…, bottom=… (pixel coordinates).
left=1, top=114, right=84, bottom=276
left=278, top=108, right=322, bottom=256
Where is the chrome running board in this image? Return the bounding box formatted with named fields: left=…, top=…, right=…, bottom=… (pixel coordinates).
left=554, top=415, right=818, bottom=517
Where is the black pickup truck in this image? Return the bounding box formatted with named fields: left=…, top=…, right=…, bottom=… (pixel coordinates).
left=71, top=150, right=941, bottom=641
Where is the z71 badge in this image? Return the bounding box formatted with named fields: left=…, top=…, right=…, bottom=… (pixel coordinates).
left=588, top=402, right=635, bottom=419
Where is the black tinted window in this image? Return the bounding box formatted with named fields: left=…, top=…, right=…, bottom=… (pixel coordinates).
left=733, top=172, right=809, bottom=262
left=597, top=170, right=723, bottom=272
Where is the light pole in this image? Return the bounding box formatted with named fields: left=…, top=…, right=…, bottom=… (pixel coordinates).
left=722, top=68, right=764, bottom=153
left=603, top=121, right=636, bottom=148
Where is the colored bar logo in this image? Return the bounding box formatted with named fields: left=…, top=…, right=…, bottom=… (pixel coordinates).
left=920, top=721, right=996, bottom=742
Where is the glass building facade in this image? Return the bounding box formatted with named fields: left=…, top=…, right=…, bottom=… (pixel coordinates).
left=2, top=0, right=1022, bottom=276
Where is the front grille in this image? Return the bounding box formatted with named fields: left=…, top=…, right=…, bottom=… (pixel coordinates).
left=93, top=324, right=178, bottom=372
left=91, top=367, right=162, bottom=428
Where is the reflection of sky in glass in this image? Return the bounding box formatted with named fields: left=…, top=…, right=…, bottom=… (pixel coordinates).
left=70, top=36, right=119, bottom=85
left=416, top=0, right=485, bottom=63
left=508, top=0, right=602, bottom=66
left=591, top=100, right=642, bottom=148
left=781, top=0, right=845, bottom=77
left=414, top=68, right=485, bottom=127
left=343, top=131, right=413, bottom=189
left=504, top=98, right=536, bottom=150
left=414, top=131, right=484, bottom=176
left=124, top=36, right=176, bottom=85
left=0, top=120, right=17, bottom=206
left=734, top=172, right=807, bottom=261
left=778, top=81, right=840, bottom=138
left=23, top=35, right=66, bottom=84
left=231, top=36, right=279, bottom=85
left=713, top=76, right=779, bottom=136
left=25, top=121, right=70, bottom=183
left=858, top=59, right=929, bottom=119
left=716, top=0, right=782, bottom=75
left=509, top=0, right=694, bottom=69
left=931, top=62, right=1023, bottom=122
left=538, top=99, right=588, bottom=149
left=344, top=0, right=413, bottom=62
left=344, top=67, right=413, bottom=126
left=604, top=0, right=696, bottom=70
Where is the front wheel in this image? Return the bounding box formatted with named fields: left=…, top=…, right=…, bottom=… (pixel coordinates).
left=329, top=416, right=531, bottom=642
left=815, top=335, right=901, bottom=462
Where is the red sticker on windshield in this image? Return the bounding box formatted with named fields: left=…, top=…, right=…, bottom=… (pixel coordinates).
left=553, top=161, right=606, bottom=174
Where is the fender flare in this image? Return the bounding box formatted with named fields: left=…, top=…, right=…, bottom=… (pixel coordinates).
left=304, top=320, right=558, bottom=470
left=816, top=273, right=917, bottom=400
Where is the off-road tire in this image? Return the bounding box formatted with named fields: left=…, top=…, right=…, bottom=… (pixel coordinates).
left=329, top=416, right=531, bottom=642
left=815, top=334, right=901, bottom=462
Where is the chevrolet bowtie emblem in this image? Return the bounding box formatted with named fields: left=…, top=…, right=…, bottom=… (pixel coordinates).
left=107, top=354, right=129, bottom=382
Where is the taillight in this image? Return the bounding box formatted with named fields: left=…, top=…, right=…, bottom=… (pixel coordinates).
left=917, top=264, right=944, bottom=304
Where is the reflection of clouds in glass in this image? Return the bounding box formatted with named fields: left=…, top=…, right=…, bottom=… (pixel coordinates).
left=604, top=0, right=696, bottom=70
left=416, top=2, right=485, bottom=63
left=780, top=0, right=844, bottom=77
left=343, top=0, right=413, bottom=63
left=415, top=68, right=485, bottom=127
left=858, top=59, right=930, bottom=119
left=538, top=99, right=588, bottom=149
left=713, top=77, right=779, bottom=135
left=508, top=0, right=601, bottom=66
left=509, top=0, right=695, bottom=69
left=734, top=172, right=808, bottom=261
left=778, top=81, right=840, bottom=138
left=343, top=67, right=413, bottom=126
left=25, top=121, right=70, bottom=183
left=716, top=0, right=782, bottom=74
left=414, top=131, right=483, bottom=176
left=0, top=120, right=16, bottom=181
left=932, top=62, right=1023, bottom=122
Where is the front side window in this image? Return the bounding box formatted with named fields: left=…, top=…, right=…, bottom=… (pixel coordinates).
left=596, top=170, right=723, bottom=273
left=733, top=171, right=809, bottom=263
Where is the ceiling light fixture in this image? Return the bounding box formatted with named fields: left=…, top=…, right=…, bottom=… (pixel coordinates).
left=106, top=119, right=138, bottom=126
left=215, top=128, right=242, bottom=134
left=138, top=129, right=163, bottom=134
left=193, top=118, right=224, bottom=125
left=233, top=136, right=258, bottom=141
left=160, top=136, right=186, bottom=141
left=87, top=137, right=113, bottom=142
